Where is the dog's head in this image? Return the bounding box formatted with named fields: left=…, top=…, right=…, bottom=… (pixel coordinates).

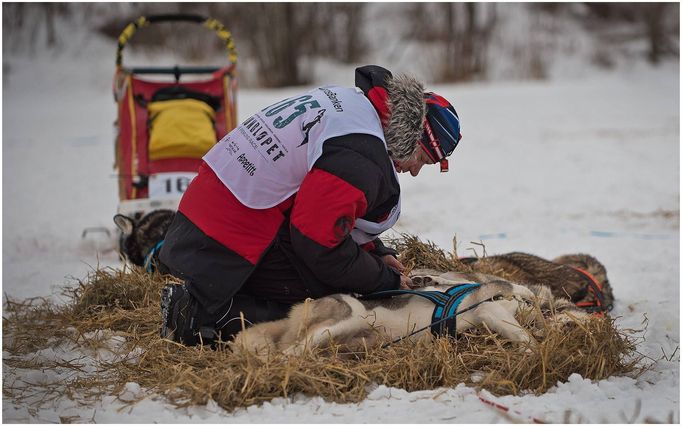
left=552, top=253, right=613, bottom=308
left=113, top=209, right=175, bottom=267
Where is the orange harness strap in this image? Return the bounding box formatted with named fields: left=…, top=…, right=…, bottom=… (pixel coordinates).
left=571, top=266, right=608, bottom=315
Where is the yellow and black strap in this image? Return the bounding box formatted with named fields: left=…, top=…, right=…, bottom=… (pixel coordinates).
left=115, top=14, right=237, bottom=68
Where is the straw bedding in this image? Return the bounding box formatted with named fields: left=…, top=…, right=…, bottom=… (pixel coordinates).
left=3, top=235, right=641, bottom=412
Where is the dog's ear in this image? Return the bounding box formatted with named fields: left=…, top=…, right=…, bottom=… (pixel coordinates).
left=113, top=214, right=135, bottom=236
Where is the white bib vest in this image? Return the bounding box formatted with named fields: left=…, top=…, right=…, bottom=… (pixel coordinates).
left=204, top=86, right=401, bottom=244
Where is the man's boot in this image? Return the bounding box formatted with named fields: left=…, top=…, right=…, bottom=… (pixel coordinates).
left=160, top=284, right=217, bottom=346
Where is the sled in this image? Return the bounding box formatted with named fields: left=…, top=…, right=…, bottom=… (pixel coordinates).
left=112, top=14, right=238, bottom=219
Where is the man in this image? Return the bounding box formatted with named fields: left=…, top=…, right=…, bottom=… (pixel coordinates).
left=159, top=65, right=462, bottom=345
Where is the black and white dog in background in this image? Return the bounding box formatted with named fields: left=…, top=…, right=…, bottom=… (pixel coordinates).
left=113, top=209, right=174, bottom=272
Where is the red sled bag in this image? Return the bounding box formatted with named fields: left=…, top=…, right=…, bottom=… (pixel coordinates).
left=112, top=14, right=238, bottom=219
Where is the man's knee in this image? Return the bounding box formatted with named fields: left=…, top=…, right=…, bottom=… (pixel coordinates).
left=160, top=284, right=292, bottom=346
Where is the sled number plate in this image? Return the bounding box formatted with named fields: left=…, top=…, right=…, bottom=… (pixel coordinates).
left=149, top=172, right=196, bottom=199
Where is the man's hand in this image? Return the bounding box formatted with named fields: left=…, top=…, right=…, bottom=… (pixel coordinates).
left=381, top=255, right=413, bottom=290
left=399, top=274, right=414, bottom=290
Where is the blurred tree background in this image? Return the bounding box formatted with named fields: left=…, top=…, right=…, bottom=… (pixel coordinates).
left=2, top=2, right=679, bottom=87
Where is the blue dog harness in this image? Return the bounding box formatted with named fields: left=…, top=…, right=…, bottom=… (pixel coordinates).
left=361, top=283, right=482, bottom=337
left=144, top=239, right=165, bottom=273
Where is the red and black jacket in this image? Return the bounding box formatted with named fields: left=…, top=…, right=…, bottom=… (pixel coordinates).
left=160, top=133, right=402, bottom=314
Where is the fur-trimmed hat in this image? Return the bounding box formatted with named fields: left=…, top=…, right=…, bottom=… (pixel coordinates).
left=355, top=65, right=425, bottom=161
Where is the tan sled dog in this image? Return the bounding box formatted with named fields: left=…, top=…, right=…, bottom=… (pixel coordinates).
left=460, top=252, right=614, bottom=312
left=233, top=272, right=543, bottom=356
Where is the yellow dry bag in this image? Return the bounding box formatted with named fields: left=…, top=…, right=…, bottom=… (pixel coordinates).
left=147, top=98, right=217, bottom=160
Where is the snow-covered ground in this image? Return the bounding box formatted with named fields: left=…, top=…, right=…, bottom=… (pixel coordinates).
left=3, top=21, right=679, bottom=424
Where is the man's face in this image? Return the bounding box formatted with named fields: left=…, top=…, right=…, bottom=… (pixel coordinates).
left=394, top=147, right=436, bottom=177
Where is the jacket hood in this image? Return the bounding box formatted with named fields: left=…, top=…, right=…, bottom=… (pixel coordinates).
left=355, top=65, right=425, bottom=161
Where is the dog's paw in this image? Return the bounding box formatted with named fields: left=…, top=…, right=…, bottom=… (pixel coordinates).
left=409, top=275, right=437, bottom=288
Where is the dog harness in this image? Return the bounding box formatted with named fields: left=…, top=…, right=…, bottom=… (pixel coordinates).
left=570, top=267, right=611, bottom=314
left=361, top=283, right=482, bottom=337
left=144, top=239, right=165, bottom=273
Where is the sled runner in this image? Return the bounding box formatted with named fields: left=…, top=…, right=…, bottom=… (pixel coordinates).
left=113, top=14, right=238, bottom=219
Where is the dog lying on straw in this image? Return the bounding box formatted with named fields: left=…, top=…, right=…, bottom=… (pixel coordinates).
left=460, top=252, right=614, bottom=312
left=232, top=271, right=589, bottom=356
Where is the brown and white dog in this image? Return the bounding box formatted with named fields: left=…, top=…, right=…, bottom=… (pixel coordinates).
left=231, top=271, right=588, bottom=356
left=460, top=252, right=614, bottom=312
